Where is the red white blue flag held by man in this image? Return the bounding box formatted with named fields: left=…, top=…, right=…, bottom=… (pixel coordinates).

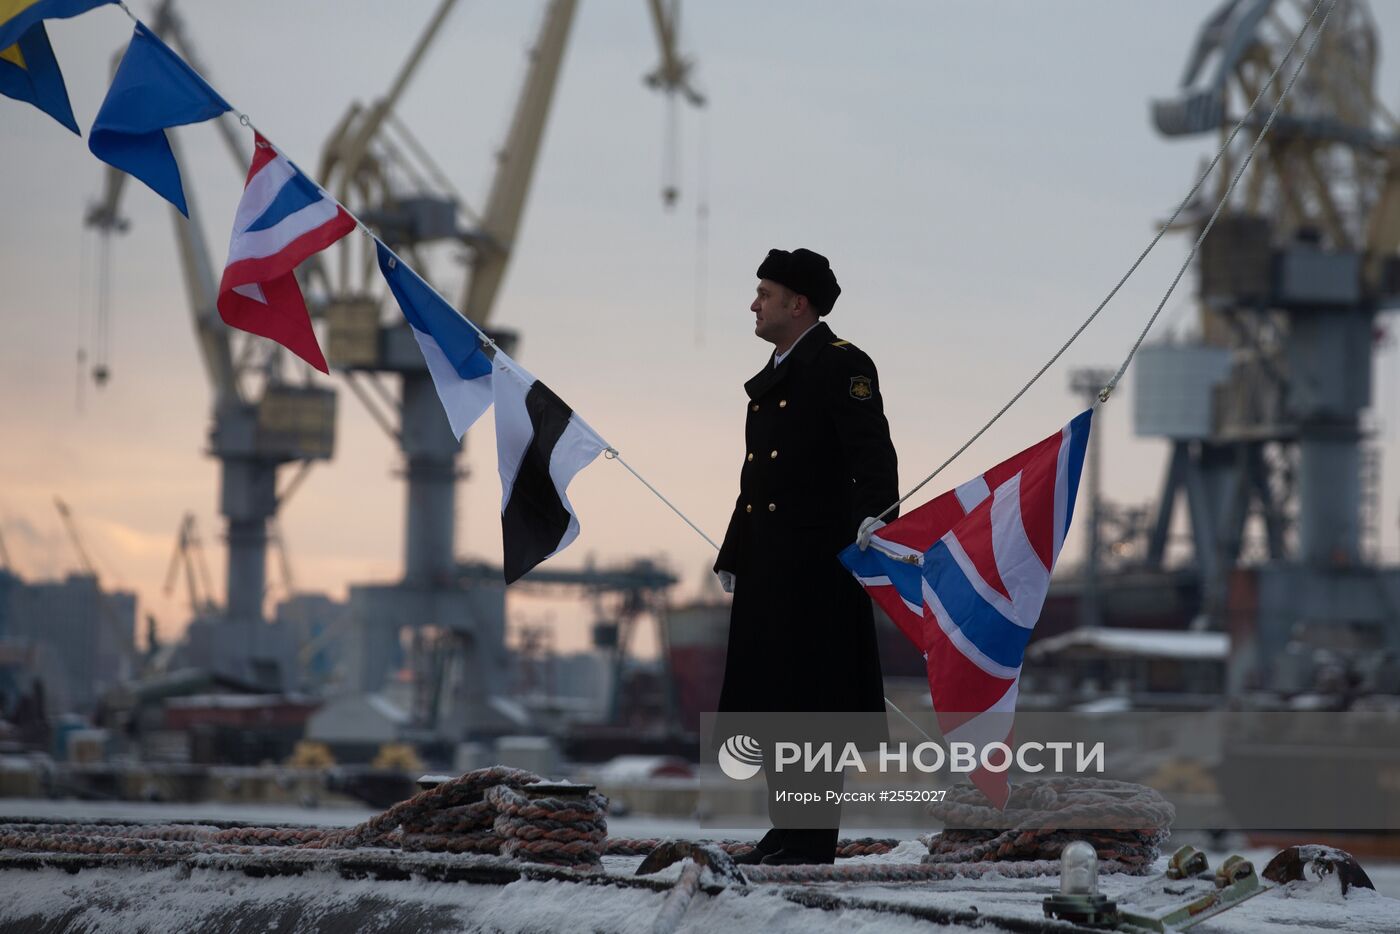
left=217, top=133, right=354, bottom=373
left=839, top=410, right=1092, bottom=807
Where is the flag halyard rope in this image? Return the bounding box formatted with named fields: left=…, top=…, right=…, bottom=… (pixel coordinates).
left=606, top=449, right=721, bottom=551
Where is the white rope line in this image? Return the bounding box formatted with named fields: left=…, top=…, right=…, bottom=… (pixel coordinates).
left=605, top=450, right=720, bottom=551
left=874, top=0, right=1332, bottom=524
left=377, top=251, right=720, bottom=551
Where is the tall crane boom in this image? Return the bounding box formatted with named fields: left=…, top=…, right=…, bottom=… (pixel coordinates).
left=53, top=497, right=98, bottom=579
left=1142, top=0, right=1400, bottom=692
left=309, top=1, right=704, bottom=736
left=459, top=0, right=578, bottom=326
left=84, top=0, right=245, bottom=406
left=81, top=2, right=338, bottom=671
left=644, top=0, right=705, bottom=105
left=319, top=0, right=459, bottom=225
left=163, top=512, right=219, bottom=617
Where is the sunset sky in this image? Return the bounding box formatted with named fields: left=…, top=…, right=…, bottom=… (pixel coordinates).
left=3, top=1, right=1399, bottom=655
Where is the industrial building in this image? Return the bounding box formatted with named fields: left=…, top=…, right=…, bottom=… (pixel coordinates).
left=0, top=571, right=134, bottom=719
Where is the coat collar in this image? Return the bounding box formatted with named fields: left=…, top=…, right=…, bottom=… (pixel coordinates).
left=744, top=321, right=835, bottom=400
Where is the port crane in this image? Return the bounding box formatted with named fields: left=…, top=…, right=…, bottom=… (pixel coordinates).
left=84, top=0, right=335, bottom=688
left=1141, top=0, right=1400, bottom=691
left=79, top=0, right=703, bottom=707
left=162, top=512, right=219, bottom=620
left=310, top=0, right=703, bottom=736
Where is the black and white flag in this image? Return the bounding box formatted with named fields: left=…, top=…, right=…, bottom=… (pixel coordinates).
left=493, top=358, right=607, bottom=583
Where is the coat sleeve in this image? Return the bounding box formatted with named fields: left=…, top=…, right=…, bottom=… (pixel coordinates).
left=825, top=348, right=900, bottom=528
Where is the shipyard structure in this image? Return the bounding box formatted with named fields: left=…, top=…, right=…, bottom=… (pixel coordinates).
left=1021, top=0, right=1400, bottom=714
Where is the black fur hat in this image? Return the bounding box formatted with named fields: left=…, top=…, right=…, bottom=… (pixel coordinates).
left=756, top=247, right=841, bottom=315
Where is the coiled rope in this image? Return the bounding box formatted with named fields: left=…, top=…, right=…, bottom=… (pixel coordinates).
left=738, top=778, right=1172, bottom=886
left=921, top=778, right=1171, bottom=878
left=0, top=770, right=1184, bottom=934
left=0, top=772, right=1168, bottom=891
left=486, top=783, right=609, bottom=866
left=928, top=776, right=1176, bottom=832
left=0, top=767, right=552, bottom=862
left=0, top=763, right=896, bottom=871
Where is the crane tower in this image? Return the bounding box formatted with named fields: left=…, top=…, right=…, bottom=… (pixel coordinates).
left=1140, top=0, right=1400, bottom=693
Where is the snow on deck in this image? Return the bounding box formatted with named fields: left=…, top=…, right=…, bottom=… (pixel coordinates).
left=1, top=800, right=1398, bottom=932
left=1, top=847, right=1398, bottom=933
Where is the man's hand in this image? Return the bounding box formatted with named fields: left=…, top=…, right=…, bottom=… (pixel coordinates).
left=857, top=517, right=885, bottom=551
left=716, top=570, right=736, bottom=594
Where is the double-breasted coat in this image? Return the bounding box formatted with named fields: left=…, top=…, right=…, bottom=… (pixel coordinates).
left=714, top=321, right=898, bottom=714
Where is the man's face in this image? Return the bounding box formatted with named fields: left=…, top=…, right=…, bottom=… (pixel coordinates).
left=751, top=279, right=797, bottom=344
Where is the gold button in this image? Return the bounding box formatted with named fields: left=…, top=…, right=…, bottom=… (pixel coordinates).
left=751, top=403, right=760, bottom=412
left=778, top=400, right=787, bottom=408
left=746, top=452, right=754, bottom=462
left=768, top=503, right=777, bottom=512
left=745, top=504, right=752, bottom=513
left=770, top=450, right=778, bottom=459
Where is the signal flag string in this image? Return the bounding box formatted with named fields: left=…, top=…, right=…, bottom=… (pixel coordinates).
left=109, top=0, right=718, bottom=551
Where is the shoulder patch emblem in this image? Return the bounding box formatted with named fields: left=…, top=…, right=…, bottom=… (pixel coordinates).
left=849, top=375, right=873, bottom=400
left=830, top=340, right=850, bottom=349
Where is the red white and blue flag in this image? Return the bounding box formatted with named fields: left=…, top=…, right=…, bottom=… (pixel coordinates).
left=839, top=410, right=1092, bottom=807
left=217, top=133, right=354, bottom=373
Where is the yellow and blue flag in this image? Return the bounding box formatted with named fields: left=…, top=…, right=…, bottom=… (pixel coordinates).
left=0, top=0, right=114, bottom=134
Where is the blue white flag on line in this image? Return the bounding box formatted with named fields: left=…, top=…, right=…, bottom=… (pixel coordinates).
left=375, top=240, right=493, bottom=439
left=88, top=21, right=230, bottom=216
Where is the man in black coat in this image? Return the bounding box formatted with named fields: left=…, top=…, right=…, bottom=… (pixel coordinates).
left=714, top=247, right=898, bottom=865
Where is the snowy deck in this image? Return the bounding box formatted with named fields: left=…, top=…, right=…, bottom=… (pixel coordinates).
left=0, top=801, right=1396, bottom=932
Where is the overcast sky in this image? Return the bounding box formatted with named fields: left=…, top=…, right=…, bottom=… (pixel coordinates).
left=3, top=1, right=1399, bottom=653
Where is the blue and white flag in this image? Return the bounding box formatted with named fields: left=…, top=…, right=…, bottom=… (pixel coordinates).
left=88, top=21, right=230, bottom=216
left=375, top=241, right=493, bottom=439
